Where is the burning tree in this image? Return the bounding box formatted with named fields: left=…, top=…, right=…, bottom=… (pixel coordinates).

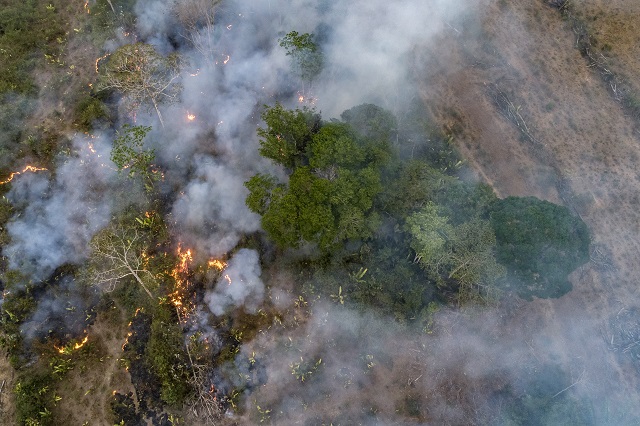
left=87, top=223, right=156, bottom=299
left=98, top=43, right=181, bottom=127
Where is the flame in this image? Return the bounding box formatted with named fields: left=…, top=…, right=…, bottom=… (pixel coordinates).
left=187, top=113, right=196, bottom=121
left=95, top=53, right=110, bottom=73
left=298, top=95, right=304, bottom=103
left=74, top=336, right=89, bottom=349
left=208, top=259, right=227, bottom=270
left=0, top=165, right=47, bottom=185
left=55, top=334, right=89, bottom=354
left=189, top=69, right=201, bottom=77
left=84, top=0, right=90, bottom=13
left=223, top=55, right=230, bottom=65
left=170, top=245, right=195, bottom=322
left=224, top=274, right=232, bottom=285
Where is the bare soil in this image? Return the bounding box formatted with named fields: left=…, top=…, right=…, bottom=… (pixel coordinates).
left=419, top=0, right=640, bottom=408
left=52, top=308, right=136, bottom=426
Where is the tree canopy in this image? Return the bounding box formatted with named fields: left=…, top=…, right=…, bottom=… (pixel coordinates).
left=279, top=31, right=323, bottom=83
left=246, top=104, right=389, bottom=250
left=489, top=196, right=590, bottom=300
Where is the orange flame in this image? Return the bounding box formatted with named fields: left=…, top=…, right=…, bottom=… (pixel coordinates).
left=170, top=246, right=195, bottom=322
left=95, top=53, right=110, bottom=73
left=74, top=336, right=89, bottom=349
left=224, top=274, right=232, bottom=285
left=208, top=259, right=227, bottom=270
left=84, top=0, right=90, bottom=13
left=55, top=334, right=89, bottom=354
left=0, top=165, right=47, bottom=185
left=187, top=113, right=196, bottom=121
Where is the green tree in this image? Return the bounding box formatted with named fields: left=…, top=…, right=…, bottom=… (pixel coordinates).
left=406, top=205, right=503, bottom=304
left=279, top=31, right=323, bottom=83
left=257, top=102, right=320, bottom=169
left=111, top=124, right=158, bottom=191
left=490, top=196, right=590, bottom=300
left=98, top=43, right=181, bottom=127
left=247, top=106, right=389, bottom=250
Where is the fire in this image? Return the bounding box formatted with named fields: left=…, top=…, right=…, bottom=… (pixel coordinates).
left=95, top=53, right=111, bottom=73
left=208, top=259, right=227, bottom=270
left=223, top=55, right=230, bottom=65
left=298, top=95, right=304, bottom=103
left=84, top=0, right=90, bottom=13
left=0, top=165, right=47, bottom=185
left=224, top=274, right=232, bottom=285
left=74, top=335, right=89, bottom=349
left=187, top=113, right=196, bottom=121
left=55, top=334, right=89, bottom=354
left=170, top=245, right=195, bottom=322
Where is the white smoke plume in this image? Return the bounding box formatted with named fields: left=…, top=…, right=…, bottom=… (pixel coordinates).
left=171, top=156, right=261, bottom=257
left=205, top=248, right=264, bottom=316
left=4, top=136, right=118, bottom=282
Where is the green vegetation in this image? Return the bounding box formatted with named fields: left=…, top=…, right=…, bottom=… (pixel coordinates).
left=247, top=104, right=387, bottom=250
left=247, top=103, right=590, bottom=314
left=0, top=0, right=65, bottom=95
left=279, top=31, right=323, bottom=83
left=145, top=303, right=193, bottom=406
left=491, top=196, right=590, bottom=300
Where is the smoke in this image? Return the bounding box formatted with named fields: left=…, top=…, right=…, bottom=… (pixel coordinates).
left=20, top=275, right=98, bottom=342
left=171, top=156, right=261, bottom=257
left=204, top=248, right=264, bottom=316
left=233, top=301, right=629, bottom=425
left=4, top=136, right=118, bottom=282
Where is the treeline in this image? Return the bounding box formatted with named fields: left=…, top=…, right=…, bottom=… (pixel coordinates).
left=246, top=102, right=591, bottom=323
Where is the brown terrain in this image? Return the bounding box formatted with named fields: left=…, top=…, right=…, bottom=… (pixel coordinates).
left=4, top=0, right=640, bottom=424
left=418, top=0, right=640, bottom=410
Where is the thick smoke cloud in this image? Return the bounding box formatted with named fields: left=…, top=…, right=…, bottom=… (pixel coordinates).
left=171, top=156, right=260, bottom=257
left=204, top=248, right=264, bottom=315
left=4, top=136, right=118, bottom=282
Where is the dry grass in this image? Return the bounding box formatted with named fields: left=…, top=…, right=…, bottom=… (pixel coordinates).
left=418, top=0, right=640, bottom=403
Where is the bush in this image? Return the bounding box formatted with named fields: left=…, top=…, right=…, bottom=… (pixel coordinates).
left=74, top=95, right=110, bottom=132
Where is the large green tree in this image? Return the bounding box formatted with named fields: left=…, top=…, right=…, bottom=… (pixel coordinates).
left=489, top=196, right=590, bottom=300
left=406, top=204, right=504, bottom=304
left=246, top=105, right=388, bottom=250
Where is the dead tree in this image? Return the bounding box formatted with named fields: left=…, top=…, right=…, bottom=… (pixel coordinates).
left=88, top=224, right=155, bottom=299
left=98, top=43, right=181, bottom=127
left=174, top=0, right=222, bottom=64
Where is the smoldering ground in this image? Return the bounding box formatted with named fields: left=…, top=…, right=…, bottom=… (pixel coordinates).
left=229, top=298, right=635, bottom=425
